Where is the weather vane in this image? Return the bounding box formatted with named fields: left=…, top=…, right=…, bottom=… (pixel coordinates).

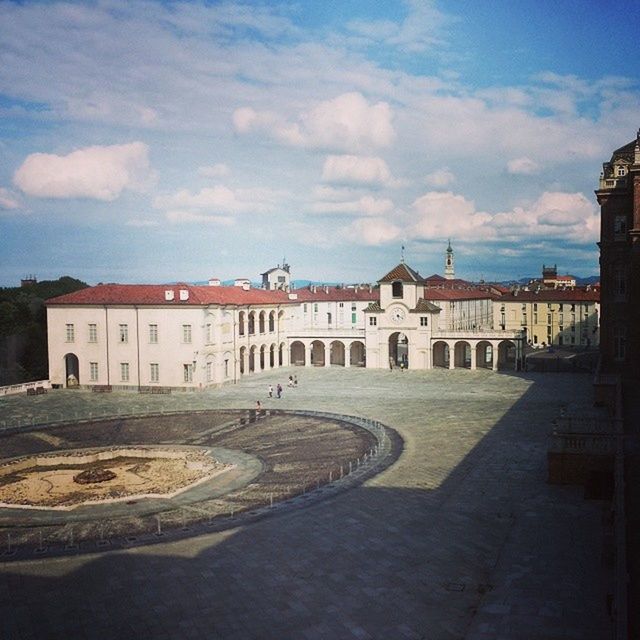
left=401, top=245, right=405, bottom=263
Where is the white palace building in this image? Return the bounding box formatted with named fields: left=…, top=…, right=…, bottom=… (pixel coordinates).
left=46, top=248, right=525, bottom=389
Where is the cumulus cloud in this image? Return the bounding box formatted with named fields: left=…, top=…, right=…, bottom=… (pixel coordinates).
left=165, top=210, right=235, bottom=225
left=424, top=168, right=455, bottom=187
left=411, top=190, right=599, bottom=244
left=233, top=92, right=395, bottom=152
left=0, top=187, right=20, bottom=210
left=13, top=142, right=155, bottom=201
left=342, top=217, right=401, bottom=246
left=322, top=155, right=400, bottom=187
left=507, top=157, right=540, bottom=175
left=198, top=163, right=231, bottom=178
left=310, top=195, right=394, bottom=217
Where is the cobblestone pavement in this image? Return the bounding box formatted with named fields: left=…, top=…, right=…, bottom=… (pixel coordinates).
left=0, top=368, right=612, bottom=639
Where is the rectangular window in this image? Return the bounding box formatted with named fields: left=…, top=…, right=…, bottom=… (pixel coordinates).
left=149, top=324, right=158, bottom=343
left=559, top=313, right=563, bottom=324
left=119, top=324, right=128, bottom=343
left=533, top=313, right=538, bottom=324
left=150, top=363, right=159, bottom=383
left=339, top=302, right=344, bottom=308
left=66, top=324, right=75, bottom=342
left=313, top=303, right=318, bottom=313
left=89, top=362, right=98, bottom=381
left=327, top=312, right=332, bottom=325
left=206, top=362, right=212, bottom=382
left=205, top=323, right=212, bottom=343
left=420, top=317, right=428, bottom=326
left=120, top=362, right=129, bottom=382
left=88, top=323, right=97, bottom=343
left=547, top=313, right=551, bottom=324
left=533, top=335, right=538, bottom=344
left=303, top=304, right=308, bottom=313
left=351, top=312, right=357, bottom=324
left=559, top=304, right=563, bottom=311
left=369, top=317, right=377, bottom=326
left=614, top=214, right=627, bottom=238
left=182, top=324, right=192, bottom=343
left=224, top=359, right=229, bottom=378
left=183, top=363, right=193, bottom=383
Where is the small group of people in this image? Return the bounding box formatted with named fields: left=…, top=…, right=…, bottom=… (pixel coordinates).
left=266, top=375, right=297, bottom=400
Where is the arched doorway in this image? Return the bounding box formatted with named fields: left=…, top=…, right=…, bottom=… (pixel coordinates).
left=389, top=332, right=408, bottom=368
left=269, top=344, right=275, bottom=368
left=248, top=311, right=256, bottom=335
left=279, top=342, right=285, bottom=366
left=64, top=353, right=79, bottom=386
left=238, top=311, right=245, bottom=336
left=454, top=341, right=471, bottom=368
left=259, top=344, right=266, bottom=370
left=476, top=341, right=493, bottom=369
left=249, top=345, right=257, bottom=372
left=350, top=341, right=366, bottom=367
left=290, top=341, right=305, bottom=366
left=432, top=341, right=449, bottom=368
left=239, top=346, right=246, bottom=374
left=268, top=311, right=275, bottom=333
left=311, top=340, right=325, bottom=366
left=330, top=341, right=345, bottom=366
left=498, top=340, right=516, bottom=370
left=259, top=311, right=266, bottom=334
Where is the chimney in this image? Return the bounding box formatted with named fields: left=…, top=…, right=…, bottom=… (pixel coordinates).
left=164, top=290, right=175, bottom=301
left=208, top=278, right=220, bottom=287
left=179, top=289, right=189, bottom=301
left=235, top=278, right=250, bottom=287
left=288, top=293, right=298, bottom=300
left=242, top=282, right=250, bottom=291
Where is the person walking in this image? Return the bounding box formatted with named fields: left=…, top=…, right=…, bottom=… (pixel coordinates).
left=276, top=383, right=282, bottom=399
left=268, top=384, right=273, bottom=398
left=293, top=375, right=298, bottom=387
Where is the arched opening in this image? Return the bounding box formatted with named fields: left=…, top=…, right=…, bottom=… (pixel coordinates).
left=249, top=345, right=257, bottom=372
left=392, top=280, right=403, bottom=298
left=498, top=340, right=516, bottom=370
left=268, top=311, right=275, bottom=333
left=259, top=311, right=266, bottom=334
left=350, top=341, right=366, bottom=367
left=259, top=344, right=266, bottom=370
left=290, top=341, right=305, bottom=366
left=330, top=340, right=345, bottom=366
left=476, top=341, right=493, bottom=369
left=238, top=311, right=245, bottom=336
left=279, top=342, right=285, bottom=366
left=454, top=341, right=471, bottom=368
left=64, top=353, right=80, bottom=386
left=269, top=344, right=275, bottom=368
left=432, top=341, right=449, bottom=368
left=239, top=346, right=246, bottom=374
left=248, top=311, right=256, bottom=335
left=278, top=310, right=285, bottom=331
left=311, top=340, right=326, bottom=366
left=389, top=332, right=408, bottom=368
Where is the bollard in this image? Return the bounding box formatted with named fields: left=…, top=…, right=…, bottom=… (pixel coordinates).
left=349, top=461, right=352, bottom=474
left=155, top=515, right=163, bottom=537
left=340, top=465, right=343, bottom=478
left=6, top=533, right=12, bottom=555
left=181, top=509, right=188, bottom=530
left=329, top=470, right=332, bottom=482
left=270, top=493, right=273, bottom=508
left=230, top=507, right=235, bottom=519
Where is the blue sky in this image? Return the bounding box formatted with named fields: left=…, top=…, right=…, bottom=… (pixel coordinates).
left=1, top=0, right=639, bottom=286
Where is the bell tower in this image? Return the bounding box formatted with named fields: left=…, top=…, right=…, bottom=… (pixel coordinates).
left=444, top=240, right=455, bottom=280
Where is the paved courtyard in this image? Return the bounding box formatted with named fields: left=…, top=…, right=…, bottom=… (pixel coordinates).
left=0, top=368, right=611, bottom=639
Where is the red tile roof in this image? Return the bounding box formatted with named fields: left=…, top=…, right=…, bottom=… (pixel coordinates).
left=423, top=288, right=498, bottom=301
left=499, top=288, right=599, bottom=302
left=379, top=263, right=422, bottom=283
left=46, top=284, right=297, bottom=306
left=292, top=286, right=378, bottom=302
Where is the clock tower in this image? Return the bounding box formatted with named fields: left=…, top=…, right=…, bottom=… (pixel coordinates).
left=444, top=240, right=455, bottom=280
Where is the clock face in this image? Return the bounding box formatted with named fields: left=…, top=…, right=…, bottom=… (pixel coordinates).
left=391, top=308, right=406, bottom=323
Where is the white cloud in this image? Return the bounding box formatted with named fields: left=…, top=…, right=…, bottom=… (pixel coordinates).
left=233, top=92, right=395, bottom=152
left=0, top=187, right=20, bottom=209
left=310, top=195, right=394, bottom=217
left=507, top=157, right=540, bottom=175
left=13, top=142, right=155, bottom=201
left=198, top=163, right=231, bottom=178
left=342, top=217, right=401, bottom=246
left=322, top=155, right=399, bottom=187
left=165, top=210, right=235, bottom=225
left=424, top=168, right=455, bottom=187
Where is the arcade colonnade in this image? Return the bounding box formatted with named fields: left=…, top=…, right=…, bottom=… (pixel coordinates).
left=289, top=339, right=367, bottom=368
left=430, top=338, right=519, bottom=370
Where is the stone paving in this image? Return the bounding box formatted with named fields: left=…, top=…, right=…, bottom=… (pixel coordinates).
left=0, top=367, right=612, bottom=639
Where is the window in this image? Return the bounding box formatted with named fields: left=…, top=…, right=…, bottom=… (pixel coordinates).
left=615, top=266, right=627, bottom=297
left=119, top=324, right=128, bottom=343
left=206, top=362, right=213, bottom=382
left=327, top=312, right=332, bottom=325
left=533, top=313, right=538, bottom=324
left=369, top=316, right=377, bottom=326
left=66, top=324, right=75, bottom=342
left=149, top=324, right=158, bottom=343
left=533, top=303, right=538, bottom=311
left=89, top=362, right=98, bottom=381
left=533, top=335, right=538, bottom=344
left=392, top=281, right=403, bottom=298
left=120, top=362, right=130, bottom=382
left=182, top=324, right=192, bottom=343
left=559, top=304, right=563, bottom=311
left=205, top=323, right=212, bottom=343
left=150, top=363, right=159, bottom=383
left=183, top=363, right=193, bottom=383
left=303, top=304, right=308, bottom=313
left=339, top=302, right=344, bottom=308
left=559, top=313, right=563, bottom=324
left=547, top=313, right=551, bottom=324
left=224, top=359, right=229, bottom=378
left=313, top=303, right=318, bottom=313
left=616, top=166, right=626, bottom=177
left=88, top=323, right=97, bottom=343
left=351, top=306, right=357, bottom=324
left=420, top=317, right=428, bottom=326
left=614, top=215, right=627, bottom=238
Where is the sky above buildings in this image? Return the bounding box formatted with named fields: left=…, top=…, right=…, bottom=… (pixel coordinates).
left=1, top=0, right=639, bottom=286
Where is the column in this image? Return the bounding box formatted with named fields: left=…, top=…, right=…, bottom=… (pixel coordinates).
left=448, top=343, right=455, bottom=369
left=492, top=342, right=499, bottom=371
left=345, top=342, right=351, bottom=368
left=470, top=345, right=477, bottom=371
left=324, top=341, right=331, bottom=367
left=305, top=343, right=312, bottom=367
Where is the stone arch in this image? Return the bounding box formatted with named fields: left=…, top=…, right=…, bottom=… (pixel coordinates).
left=259, top=344, right=266, bottom=370
left=389, top=332, right=408, bottom=368
left=64, top=353, right=80, bottom=386
left=249, top=345, right=257, bottom=372
left=498, top=340, right=516, bottom=370
left=269, top=343, right=276, bottom=368
left=238, top=311, right=245, bottom=336
left=259, top=311, right=266, bottom=334
left=248, top=311, right=256, bottom=335
left=350, top=341, right=366, bottom=367
left=330, top=340, right=345, bottom=366
left=279, top=341, right=286, bottom=366
left=476, top=340, right=493, bottom=369
left=278, top=310, right=285, bottom=330
left=239, top=346, right=246, bottom=374
left=268, top=311, right=275, bottom=333
left=290, top=341, right=305, bottom=366
left=454, top=341, right=471, bottom=368
left=432, top=341, right=449, bottom=368
left=311, top=340, right=326, bottom=366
